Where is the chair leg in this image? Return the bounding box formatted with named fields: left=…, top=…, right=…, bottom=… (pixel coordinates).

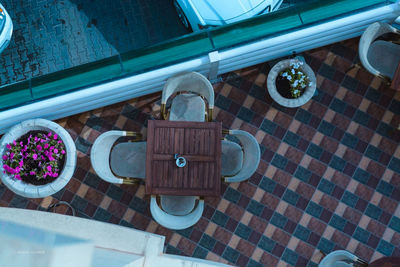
left=345, top=63, right=361, bottom=75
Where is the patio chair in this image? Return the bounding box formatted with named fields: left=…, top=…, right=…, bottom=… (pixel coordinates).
left=319, top=250, right=368, bottom=267
left=90, top=130, right=146, bottom=184
left=221, top=130, right=260, bottom=183
left=150, top=195, right=204, bottom=230
left=359, top=22, right=400, bottom=84
left=161, top=72, right=214, bottom=122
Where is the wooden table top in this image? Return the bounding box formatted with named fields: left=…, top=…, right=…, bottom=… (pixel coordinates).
left=145, top=120, right=222, bottom=197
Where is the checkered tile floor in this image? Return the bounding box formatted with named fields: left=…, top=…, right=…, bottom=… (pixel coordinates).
left=1, top=38, right=399, bottom=267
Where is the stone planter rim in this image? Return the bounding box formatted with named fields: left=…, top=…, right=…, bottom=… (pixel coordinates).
left=267, top=59, right=316, bottom=108
left=0, top=119, right=76, bottom=198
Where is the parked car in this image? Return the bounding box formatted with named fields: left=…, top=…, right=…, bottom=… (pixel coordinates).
left=174, top=0, right=283, bottom=31
left=0, top=3, right=12, bottom=54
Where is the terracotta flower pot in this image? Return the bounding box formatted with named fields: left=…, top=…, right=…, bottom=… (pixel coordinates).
left=267, top=59, right=316, bottom=108
left=0, top=119, right=76, bottom=198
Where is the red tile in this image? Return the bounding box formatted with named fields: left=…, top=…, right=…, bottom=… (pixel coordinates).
left=331, top=230, right=350, bottom=249
left=343, top=207, right=362, bottom=225
left=319, top=195, right=339, bottom=213
left=284, top=205, right=303, bottom=222
left=285, top=147, right=304, bottom=164
left=320, top=136, right=339, bottom=154
left=236, top=239, right=255, bottom=258
left=308, top=159, right=327, bottom=177
left=272, top=228, right=291, bottom=246
left=260, top=252, right=279, bottom=267
left=331, top=113, right=351, bottom=130
left=213, top=227, right=232, bottom=245
left=238, top=182, right=257, bottom=198
left=308, top=217, right=327, bottom=236
left=297, top=124, right=316, bottom=142
left=296, top=182, right=315, bottom=199
left=177, top=238, right=196, bottom=256
left=295, top=240, right=315, bottom=259
left=355, top=243, right=374, bottom=262
left=273, top=111, right=292, bottom=129
left=225, top=203, right=244, bottom=222
left=248, top=216, right=267, bottom=234
left=273, top=169, right=292, bottom=187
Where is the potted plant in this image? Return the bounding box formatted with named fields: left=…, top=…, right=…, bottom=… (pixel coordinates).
left=267, top=59, right=316, bottom=108
left=0, top=119, right=76, bottom=198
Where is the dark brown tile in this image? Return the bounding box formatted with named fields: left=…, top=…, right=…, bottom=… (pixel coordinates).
left=342, top=149, right=362, bottom=166
left=296, top=181, right=315, bottom=200
left=262, top=134, right=280, bottom=151
left=343, top=90, right=363, bottom=108
left=308, top=102, right=328, bottom=119
left=354, top=184, right=374, bottom=201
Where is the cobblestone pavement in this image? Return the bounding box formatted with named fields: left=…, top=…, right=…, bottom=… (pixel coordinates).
left=0, top=38, right=399, bottom=267
left=0, top=0, right=188, bottom=85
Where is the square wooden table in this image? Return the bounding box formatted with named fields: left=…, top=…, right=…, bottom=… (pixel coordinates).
left=145, top=120, right=222, bottom=197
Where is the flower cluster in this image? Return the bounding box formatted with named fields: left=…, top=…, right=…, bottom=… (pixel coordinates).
left=2, top=132, right=66, bottom=181
left=280, top=61, right=312, bottom=98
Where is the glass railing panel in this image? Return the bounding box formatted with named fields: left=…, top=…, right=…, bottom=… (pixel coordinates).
left=120, top=32, right=214, bottom=75
left=298, top=0, right=389, bottom=24
left=0, top=81, right=32, bottom=110
left=31, top=56, right=122, bottom=99
left=209, top=8, right=302, bottom=50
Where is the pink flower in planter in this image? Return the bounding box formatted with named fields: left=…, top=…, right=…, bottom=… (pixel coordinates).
left=32, top=154, right=38, bottom=160
left=19, top=141, right=23, bottom=146
left=15, top=174, right=21, bottom=180
left=13, top=140, right=16, bottom=146
left=57, top=140, right=62, bottom=144
left=2, top=155, right=8, bottom=160
left=44, top=143, right=49, bottom=149
left=41, top=156, right=45, bottom=160
left=10, top=153, right=14, bottom=159
left=15, top=167, right=20, bottom=173
left=52, top=172, right=58, bottom=178
left=6, top=144, right=11, bottom=150
left=47, top=165, right=52, bottom=172
left=48, top=155, right=55, bottom=161
left=29, top=171, right=35, bottom=175
left=47, top=132, right=52, bottom=137
left=36, top=145, right=42, bottom=151
left=53, top=134, right=58, bottom=140
left=50, top=146, right=55, bottom=151
left=54, top=149, right=58, bottom=154
left=19, top=160, right=23, bottom=168
left=34, top=136, right=39, bottom=142
left=61, top=150, right=65, bottom=155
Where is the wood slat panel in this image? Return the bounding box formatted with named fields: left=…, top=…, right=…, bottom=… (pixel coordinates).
left=145, top=120, right=221, bottom=196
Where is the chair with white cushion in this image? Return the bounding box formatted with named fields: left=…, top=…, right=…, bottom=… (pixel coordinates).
left=359, top=22, right=400, bottom=84
left=161, top=72, right=214, bottom=122
left=319, top=250, right=368, bottom=267
left=90, top=130, right=146, bottom=184
left=221, top=130, right=260, bottom=183
left=150, top=195, right=204, bottom=230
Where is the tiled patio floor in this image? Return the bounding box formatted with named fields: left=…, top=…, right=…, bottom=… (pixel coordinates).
left=1, top=38, right=400, bottom=267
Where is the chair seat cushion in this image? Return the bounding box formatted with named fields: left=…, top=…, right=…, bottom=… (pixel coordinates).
left=110, top=142, right=146, bottom=178
left=368, top=40, right=400, bottom=79
left=169, top=93, right=205, bottom=122
left=221, top=140, right=243, bottom=177
left=160, top=195, right=196, bottom=216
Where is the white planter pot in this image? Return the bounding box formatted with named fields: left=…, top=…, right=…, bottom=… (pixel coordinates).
left=0, top=119, right=76, bottom=198
left=267, top=59, right=317, bottom=108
